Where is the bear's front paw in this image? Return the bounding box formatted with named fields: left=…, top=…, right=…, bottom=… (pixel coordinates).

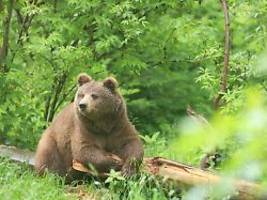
left=106, top=154, right=123, bottom=171
left=110, top=160, right=123, bottom=171
left=121, top=163, right=136, bottom=177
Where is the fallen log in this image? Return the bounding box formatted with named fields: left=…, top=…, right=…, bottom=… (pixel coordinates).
left=0, top=145, right=35, bottom=166
left=0, top=145, right=264, bottom=199
left=73, top=157, right=263, bottom=200
left=144, top=157, right=263, bottom=200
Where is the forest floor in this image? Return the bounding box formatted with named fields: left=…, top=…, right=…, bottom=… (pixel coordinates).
left=0, top=140, right=178, bottom=200
left=0, top=156, right=177, bottom=200
left=0, top=159, right=77, bottom=200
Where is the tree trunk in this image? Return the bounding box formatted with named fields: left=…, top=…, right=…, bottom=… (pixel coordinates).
left=0, top=0, right=15, bottom=72
left=214, top=0, right=231, bottom=109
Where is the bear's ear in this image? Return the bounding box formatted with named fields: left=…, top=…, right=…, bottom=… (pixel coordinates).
left=103, top=77, right=118, bottom=91
left=77, top=73, right=92, bottom=86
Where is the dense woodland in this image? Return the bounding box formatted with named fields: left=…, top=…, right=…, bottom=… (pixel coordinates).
left=0, top=0, right=267, bottom=199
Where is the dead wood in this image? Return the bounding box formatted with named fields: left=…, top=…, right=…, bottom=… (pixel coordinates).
left=186, top=105, right=217, bottom=170
left=0, top=145, right=35, bottom=166
left=0, top=145, right=264, bottom=199
left=186, top=105, right=210, bottom=127
left=144, top=157, right=262, bottom=200
left=73, top=156, right=263, bottom=199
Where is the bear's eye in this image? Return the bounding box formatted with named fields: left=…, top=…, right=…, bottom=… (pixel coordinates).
left=91, top=94, right=99, bottom=100
left=78, top=93, right=84, bottom=98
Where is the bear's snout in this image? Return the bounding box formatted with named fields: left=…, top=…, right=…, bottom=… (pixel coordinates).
left=79, top=102, right=87, bottom=110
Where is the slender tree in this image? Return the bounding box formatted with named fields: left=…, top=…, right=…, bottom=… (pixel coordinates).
left=214, top=0, right=230, bottom=109
left=0, top=0, right=15, bottom=72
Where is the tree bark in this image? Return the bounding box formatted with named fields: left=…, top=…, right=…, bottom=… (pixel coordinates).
left=74, top=157, right=264, bottom=200
left=144, top=157, right=263, bottom=200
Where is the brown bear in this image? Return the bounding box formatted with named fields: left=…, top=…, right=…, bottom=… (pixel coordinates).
left=35, top=73, right=144, bottom=179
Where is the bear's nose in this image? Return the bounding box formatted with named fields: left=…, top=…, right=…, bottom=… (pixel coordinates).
left=79, top=103, right=87, bottom=110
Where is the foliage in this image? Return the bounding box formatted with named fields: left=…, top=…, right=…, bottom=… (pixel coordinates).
left=0, top=0, right=265, bottom=147
left=84, top=171, right=181, bottom=200
left=0, top=0, right=267, bottom=199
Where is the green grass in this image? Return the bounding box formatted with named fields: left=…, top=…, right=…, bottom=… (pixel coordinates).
left=0, top=134, right=183, bottom=200
left=0, top=133, right=233, bottom=200
left=0, top=156, right=180, bottom=200
left=0, top=158, right=75, bottom=200
left=0, top=130, right=260, bottom=200
left=0, top=133, right=235, bottom=200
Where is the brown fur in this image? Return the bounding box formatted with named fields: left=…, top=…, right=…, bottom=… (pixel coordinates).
left=35, top=74, right=143, bottom=179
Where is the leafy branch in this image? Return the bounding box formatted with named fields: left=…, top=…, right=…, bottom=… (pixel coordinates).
left=44, top=72, right=68, bottom=123
left=11, top=0, right=40, bottom=63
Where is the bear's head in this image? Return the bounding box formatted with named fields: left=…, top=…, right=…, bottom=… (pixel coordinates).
left=75, top=73, right=123, bottom=120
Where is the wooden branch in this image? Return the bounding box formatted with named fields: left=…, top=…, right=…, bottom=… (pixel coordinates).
left=0, top=145, right=35, bottom=166
left=74, top=157, right=264, bottom=200
left=15, top=8, right=23, bottom=25
left=48, top=72, right=68, bottom=122
left=186, top=105, right=210, bottom=127
left=0, top=0, right=15, bottom=71
left=16, top=0, right=40, bottom=45
left=214, top=0, right=230, bottom=109
left=10, top=0, right=39, bottom=63
left=44, top=75, right=57, bottom=123
left=186, top=106, right=220, bottom=170
left=44, top=72, right=68, bottom=123
left=144, top=157, right=262, bottom=200
left=16, top=13, right=35, bottom=45
left=0, top=145, right=264, bottom=199
left=54, top=84, right=77, bottom=111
